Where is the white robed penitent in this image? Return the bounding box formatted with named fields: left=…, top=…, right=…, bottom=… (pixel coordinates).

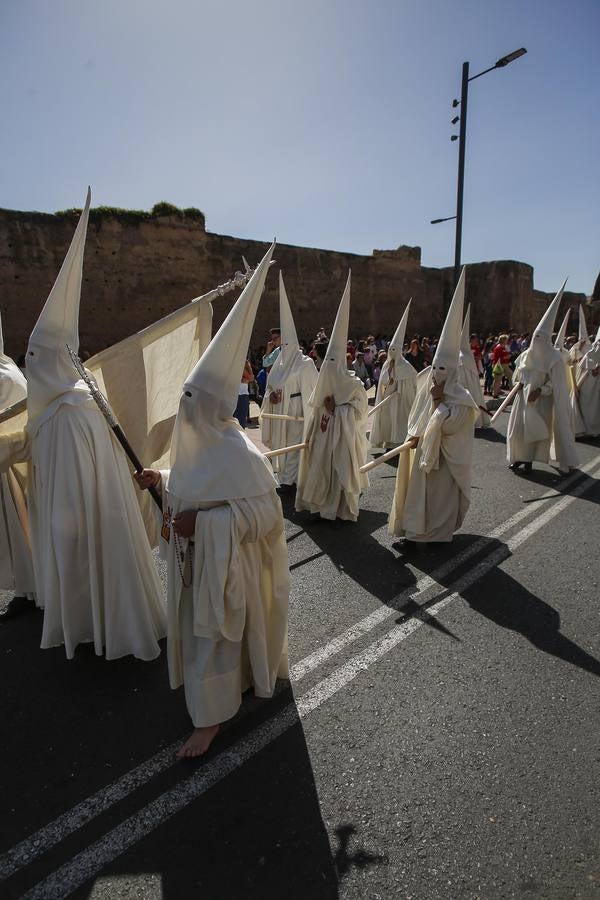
left=506, top=280, right=577, bottom=473
left=0, top=313, right=36, bottom=599
left=389, top=268, right=479, bottom=543
left=295, top=272, right=369, bottom=522
left=574, top=324, right=600, bottom=437
left=370, top=299, right=417, bottom=448
left=0, top=189, right=166, bottom=659
left=159, top=242, right=289, bottom=728
left=260, top=273, right=317, bottom=486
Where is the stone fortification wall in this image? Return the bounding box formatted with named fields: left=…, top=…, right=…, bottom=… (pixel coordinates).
left=0, top=206, right=589, bottom=358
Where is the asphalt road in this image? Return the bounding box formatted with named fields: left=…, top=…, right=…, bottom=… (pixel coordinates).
left=1, top=415, right=600, bottom=900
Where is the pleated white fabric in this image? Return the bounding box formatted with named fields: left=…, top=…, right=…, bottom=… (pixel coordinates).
left=0, top=472, right=35, bottom=597
left=574, top=343, right=600, bottom=437
left=30, top=397, right=166, bottom=659
left=389, top=403, right=475, bottom=542
left=507, top=351, right=578, bottom=471
left=295, top=385, right=369, bottom=521
left=160, top=484, right=289, bottom=727
left=370, top=364, right=417, bottom=448
left=261, top=360, right=318, bottom=485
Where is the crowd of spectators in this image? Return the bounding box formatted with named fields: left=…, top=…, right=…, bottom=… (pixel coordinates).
left=241, top=326, right=581, bottom=417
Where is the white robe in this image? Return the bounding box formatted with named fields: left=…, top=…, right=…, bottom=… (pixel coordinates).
left=260, top=357, right=318, bottom=486
left=507, top=354, right=577, bottom=471
left=160, top=481, right=289, bottom=727
left=295, top=382, right=369, bottom=522
left=389, top=402, right=476, bottom=542
left=0, top=365, right=35, bottom=598
left=2, top=395, right=167, bottom=658
left=574, top=345, right=600, bottom=437
left=370, top=358, right=417, bottom=448
left=0, top=470, right=35, bottom=597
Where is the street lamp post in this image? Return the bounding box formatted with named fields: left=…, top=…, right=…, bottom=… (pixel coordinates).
left=432, top=48, right=527, bottom=292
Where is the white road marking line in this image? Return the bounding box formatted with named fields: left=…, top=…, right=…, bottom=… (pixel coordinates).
left=21, top=461, right=600, bottom=900
left=3, top=457, right=599, bottom=883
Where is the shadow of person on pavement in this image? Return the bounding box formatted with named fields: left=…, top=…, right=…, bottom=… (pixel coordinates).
left=282, top=503, right=418, bottom=605
left=391, top=535, right=600, bottom=680
left=461, top=566, right=600, bottom=678
left=515, top=466, right=600, bottom=507
left=332, top=824, right=388, bottom=878
left=76, top=688, right=340, bottom=900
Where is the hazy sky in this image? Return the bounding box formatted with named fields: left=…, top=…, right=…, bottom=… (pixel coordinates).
left=1, top=0, right=598, bottom=293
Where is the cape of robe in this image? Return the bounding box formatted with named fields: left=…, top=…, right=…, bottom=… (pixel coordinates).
left=389, top=399, right=476, bottom=542
left=260, top=356, right=318, bottom=486
left=370, top=357, right=417, bottom=448
left=0, top=396, right=167, bottom=659
left=507, top=353, right=577, bottom=471
left=295, top=379, right=369, bottom=522
left=160, top=478, right=289, bottom=727
left=574, top=345, right=600, bottom=437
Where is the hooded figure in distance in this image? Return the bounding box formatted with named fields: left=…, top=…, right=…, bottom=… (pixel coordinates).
left=389, top=268, right=479, bottom=546
left=295, top=272, right=369, bottom=521
left=370, top=300, right=417, bottom=448
left=260, top=272, right=318, bottom=490
left=0, top=189, right=166, bottom=658
left=507, top=280, right=577, bottom=474
left=458, top=304, right=490, bottom=429
left=0, top=311, right=36, bottom=608
left=135, top=243, right=289, bottom=759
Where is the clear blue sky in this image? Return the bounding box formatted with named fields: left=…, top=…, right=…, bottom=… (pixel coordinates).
left=1, top=0, right=598, bottom=293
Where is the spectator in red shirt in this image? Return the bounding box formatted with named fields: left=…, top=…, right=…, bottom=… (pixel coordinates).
left=491, top=333, right=511, bottom=398
left=470, top=333, right=483, bottom=375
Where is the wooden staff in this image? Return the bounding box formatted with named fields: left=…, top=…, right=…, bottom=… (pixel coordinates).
left=264, top=441, right=308, bottom=460
left=260, top=412, right=305, bottom=422
left=367, top=392, right=393, bottom=418
left=359, top=439, right=414, bottom=473
left=489, top=383, right=521, bottom=425
left=66, top=345, right=163, bottom=511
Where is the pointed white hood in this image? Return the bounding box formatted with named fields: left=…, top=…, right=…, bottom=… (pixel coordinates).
left=167, top=242, right=277, bottom=503
left=433, top=268, right=476, bottom=406
left=554, top=308, right=570, bottom=351
left=383, top=299, right=415, bottom=385
left=0, top=309, right=27, bottom=411
left=522, top=279, right=567, bottom=374
left=410, top=268, right=476, bottom=436
left=459, top=303, right=471, bottom=354
left=310, top=270, right=361, bottom=408
left=267, top=272, right=305, bottom=390
left=26, top=188, right=91, bottom=427
left=579, top=304, right=589, bottom=344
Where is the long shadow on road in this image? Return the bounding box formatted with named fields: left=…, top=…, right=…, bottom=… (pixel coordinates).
left=391, top=534, right=600, bottom=680
left=72, top=691, right=343, bottom=900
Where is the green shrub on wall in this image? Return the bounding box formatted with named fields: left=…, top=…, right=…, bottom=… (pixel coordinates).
left=51, top=202, right=205, bottom=227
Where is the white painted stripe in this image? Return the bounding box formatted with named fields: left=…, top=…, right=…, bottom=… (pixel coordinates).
left=21, top=460, right=600, bottom=900
left=2, top=456, right=599, bottom=883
